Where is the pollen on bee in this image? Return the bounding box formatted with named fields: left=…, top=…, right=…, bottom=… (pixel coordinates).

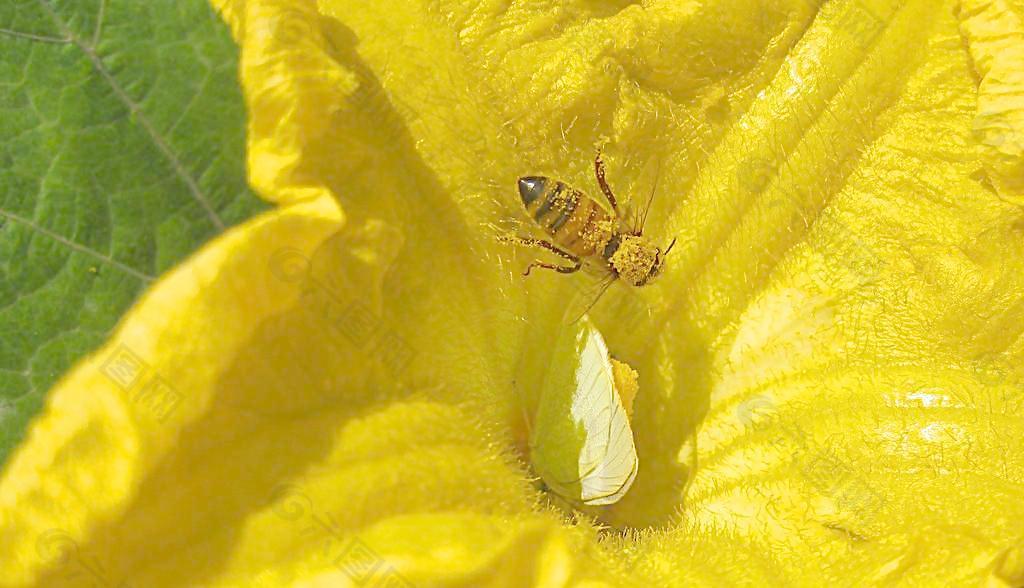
left=582, top=218, right=616, bottom=251
left=609, top=235, right=657, bottom=286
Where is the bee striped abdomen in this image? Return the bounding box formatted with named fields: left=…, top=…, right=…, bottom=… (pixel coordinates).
left=518, top=176, right=613, bottom=258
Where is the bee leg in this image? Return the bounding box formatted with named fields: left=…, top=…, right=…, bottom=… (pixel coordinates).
left=523, top=259, right=582, bottom=276
left=594, top=147, right=620, bottom=214
left=500, top=236, right=582, bottom=276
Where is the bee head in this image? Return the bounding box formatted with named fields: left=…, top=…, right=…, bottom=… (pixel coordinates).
left=609, top=235, right=677, bottom=286
left=646, top=237, right=677, bottom=284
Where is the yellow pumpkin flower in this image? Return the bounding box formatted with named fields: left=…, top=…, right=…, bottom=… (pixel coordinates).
left=2, top=0, right=1024, bottom=586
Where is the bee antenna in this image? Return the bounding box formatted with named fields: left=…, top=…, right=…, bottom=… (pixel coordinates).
left=663, top=237, right=677, bottom=258
left=637, top=157, right=662, bottom=234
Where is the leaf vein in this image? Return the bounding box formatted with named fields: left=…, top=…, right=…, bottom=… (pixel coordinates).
left=36, top=0, right=227, bottom=231
left=0, top=208, right=155, bottom=283
left=91, top=0, right=107, bottom=49
left=0, top=28, right=69, bottom=44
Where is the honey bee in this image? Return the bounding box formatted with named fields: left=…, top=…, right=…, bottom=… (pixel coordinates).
left=503, top=149, right=676, bottom=299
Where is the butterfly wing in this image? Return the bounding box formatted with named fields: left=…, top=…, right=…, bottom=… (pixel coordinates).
left=530, top=316, right=638, bottom=506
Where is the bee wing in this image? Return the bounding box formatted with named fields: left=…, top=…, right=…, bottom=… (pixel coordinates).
left=562, top=264, right=619, bottom=324
left=530, top=317, right=638, bottom=506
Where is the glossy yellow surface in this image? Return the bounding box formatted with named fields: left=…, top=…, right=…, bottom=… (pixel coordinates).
left=1, top=0, right=1023, bottom=585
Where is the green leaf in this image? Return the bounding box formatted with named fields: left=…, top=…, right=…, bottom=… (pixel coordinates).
left=0, top=0, right=265, bottom=463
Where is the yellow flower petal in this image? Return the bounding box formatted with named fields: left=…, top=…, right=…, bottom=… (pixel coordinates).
left=0, top=195, right=343, bottom=586
left=958, top=0, right=1024, bottom=202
